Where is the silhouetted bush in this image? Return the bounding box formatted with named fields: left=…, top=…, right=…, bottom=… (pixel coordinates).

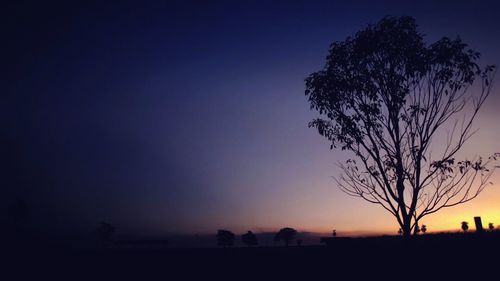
left=241, top=231, right=258, bottom=247
left=489, top=223, right=495, bottom=231
left=461, top=221, right=469, bottom=233
left=274, top=227, right=297, bottom=246
left=217, top=229, right=235, bottom=247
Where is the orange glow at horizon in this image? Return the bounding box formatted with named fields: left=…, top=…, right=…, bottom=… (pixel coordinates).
left=156, top=56, right=500, bottom=239
left=288, top=95, right=500, bottom=237
left=289, top=181, right=500, bottom=237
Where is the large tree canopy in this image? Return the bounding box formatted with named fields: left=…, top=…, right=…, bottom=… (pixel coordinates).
left=305, top=16, right=497, bottom=236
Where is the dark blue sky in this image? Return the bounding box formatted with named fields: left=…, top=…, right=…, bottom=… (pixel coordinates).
left=2, top=0, right=500, bottom=236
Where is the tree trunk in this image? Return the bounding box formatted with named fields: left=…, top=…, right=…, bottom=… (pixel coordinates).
left=413, top=221, right=419, bottom=235
left=402, top=219, right=412, bottom=238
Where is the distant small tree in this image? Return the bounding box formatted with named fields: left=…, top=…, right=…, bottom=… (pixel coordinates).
left=488, top=223, right=495, bottom=231
left=332, top=229, right=337, bottom=237
left=421, top=224, right=427, bottom=234
left=241, top=231, right=258, bottom=247
left=217, top=229, right=235, bottom=247
left=97, top=222, right=115, bottom=247
left=461, top=221, right=469, bottom=233
left=274, top=227, right=297, bottom=246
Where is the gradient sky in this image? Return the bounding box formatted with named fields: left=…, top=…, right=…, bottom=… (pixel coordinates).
left=2, top=0, right=500, bottom=237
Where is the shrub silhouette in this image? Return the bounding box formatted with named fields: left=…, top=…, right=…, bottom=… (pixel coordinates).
left=421, top=225, right=427, bottom=234
left=488, top=223, right=495, bottom=231
left=461, top=221, right=469, bottom=233
left=274, top=227, right=297, bottom=246
left=217, top=229, right=235, bottom=247
left=241, top=231, right=258, bottom=247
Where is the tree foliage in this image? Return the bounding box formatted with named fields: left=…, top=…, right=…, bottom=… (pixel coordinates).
left=461, top=221, right=469, bottom=232
left=488, top=223, right=495, bottom=231
left=274, top=227, right=297, bottom=246
left=241, top=231, right=258, bottom=246
left=421, top=224, right=427, bottom=234
left=217, top=229, right=235, bottom=247
left=305, top=16, right=497, bottom=237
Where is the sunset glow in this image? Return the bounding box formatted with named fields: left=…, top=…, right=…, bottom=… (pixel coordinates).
left=3, top=1, right=500, bottom=241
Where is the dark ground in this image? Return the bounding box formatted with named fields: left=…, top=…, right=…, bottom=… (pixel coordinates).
left=5, top=233, right=499, bottom=280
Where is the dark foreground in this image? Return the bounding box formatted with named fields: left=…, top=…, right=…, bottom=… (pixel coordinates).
left=6, top=233, right=500, bottom=279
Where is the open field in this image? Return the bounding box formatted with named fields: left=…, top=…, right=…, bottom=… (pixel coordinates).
left=6, top=232, right=500, bottom=279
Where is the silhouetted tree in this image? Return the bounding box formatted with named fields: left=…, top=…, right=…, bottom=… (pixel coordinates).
left=421, top=224, right=427, bottom=234
left=217, top=229, right=235, bottom=247
left=241, top=231, right=258, bottom=247
left=461, top=221, right=469, bottom=233
left=97, top=222, right=115, bottom=247
left=332, top=229, right=337, bottom=237
left=488, top=223, right=495, bottom=231
left=274, top=227, right=297, bottom=246
left=305, top=16, right=498, bottom=237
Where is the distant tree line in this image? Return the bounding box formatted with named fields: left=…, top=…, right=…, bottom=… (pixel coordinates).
left=216, top=227, right=300, bottom=247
